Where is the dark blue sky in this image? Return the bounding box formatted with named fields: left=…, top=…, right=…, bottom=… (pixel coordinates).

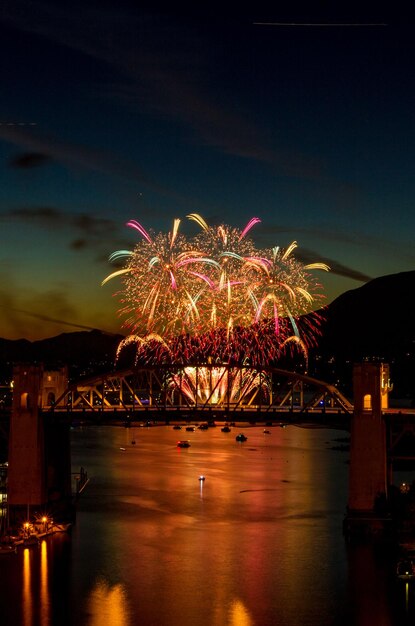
left=0, top=2, right=414, bottom=339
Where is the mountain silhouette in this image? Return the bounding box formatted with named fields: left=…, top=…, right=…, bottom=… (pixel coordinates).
left=318, top=270, right=415, bottom=360
left=0, top=329, right=123, bottom=379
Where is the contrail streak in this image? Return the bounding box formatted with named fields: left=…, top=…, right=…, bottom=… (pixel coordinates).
left=0, top=305, right=120, bottom=334
left=253, top=22, right=387, bottom=27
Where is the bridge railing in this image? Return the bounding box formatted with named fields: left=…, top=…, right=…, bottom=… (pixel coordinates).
left=42, top=364, right=353, bottom=416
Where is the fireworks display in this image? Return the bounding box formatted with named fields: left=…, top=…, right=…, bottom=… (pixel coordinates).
left=170, top=366, right=270, bottom=406
left=103, top=214, right=329, bottom=369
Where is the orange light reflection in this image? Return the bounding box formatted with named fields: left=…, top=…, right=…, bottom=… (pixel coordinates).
left=229, top=598, right=253, bottom=626
left=23, top=548, right=32, bottom=626
left=87, top=577, right=131, bottom=626
left=40, top=540, right=50, bottom=626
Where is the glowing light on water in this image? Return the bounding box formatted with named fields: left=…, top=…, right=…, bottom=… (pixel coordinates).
left=229, top=598, right=253, bottom=626
left=23, top=548, right=32, bottom=626
left=87, top=577, right=130, bottom=626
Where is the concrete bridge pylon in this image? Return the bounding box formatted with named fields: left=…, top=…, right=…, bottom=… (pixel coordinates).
left=7, top=364, right=73, bottom=525
left=345, top=362, right=393, bottom=537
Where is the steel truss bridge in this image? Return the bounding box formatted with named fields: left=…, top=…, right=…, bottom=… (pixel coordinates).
left=47, top=364, right=353, bottom=419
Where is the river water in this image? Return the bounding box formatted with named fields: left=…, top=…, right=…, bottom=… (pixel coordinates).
left=0, top=423, right=412, bottom=625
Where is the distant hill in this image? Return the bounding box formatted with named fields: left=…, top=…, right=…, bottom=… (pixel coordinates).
left=0, top=329, right=124, bottom=378
left=313, top=270, right=415, bottom=399
left=318, top=270, right=415, bottom=360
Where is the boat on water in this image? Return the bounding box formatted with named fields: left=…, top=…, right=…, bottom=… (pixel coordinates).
left=235, top=433, right=247, bottom=442
left=397, top=558, right=415, bottom=580
left=177, top=440, right=191, bottom=448
left=221, top=426, right=231, bottom=432
left=0, top=543, right=17, bottom=555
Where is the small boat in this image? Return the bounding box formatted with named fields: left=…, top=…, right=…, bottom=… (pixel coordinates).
left=199, top=475, right=206, bottom=481
left=0, top=544, right=17, bottom=555
left=235, top=433, right=247, bottom=442
left=173, top=425, right=182, bottom=430
left=186, top=426, right=196, bottom=432
left=221, top=425, right=231, bottom=433
left=177, top=440, right=191, bottom=448
left=263, top=429, right=271, bottom=434
left=397, top=558, right=415, bottom=580
left=198, top=423, right=209, bottom=430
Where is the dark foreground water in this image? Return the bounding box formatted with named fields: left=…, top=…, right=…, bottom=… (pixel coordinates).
left=0, top=423, right=413, bottom=625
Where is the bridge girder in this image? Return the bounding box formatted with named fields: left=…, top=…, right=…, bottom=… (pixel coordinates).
left=47, top=364, right=353, bottom=416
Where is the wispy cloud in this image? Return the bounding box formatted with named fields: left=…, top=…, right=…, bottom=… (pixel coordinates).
left=0, top=262, right=120, bottom=339
left=0, top=304, right=99, bottom=332
left=0, top=280, right=88, bottom=339
left=0, top=2, right=327, bottom=181
left=0, top=206, right=131, bottom=258
left=0, top=124, right=171, bottom=194
left=2, top=205, right=113, bottom=231
left=9, top=151, right=51, bottom=169
left=255, top=222, right=415, bottom=266
left=295, top=248, right=372, bottom=282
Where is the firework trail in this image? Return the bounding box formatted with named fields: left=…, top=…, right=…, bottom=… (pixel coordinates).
left=103, top=214, right=329, bottom=368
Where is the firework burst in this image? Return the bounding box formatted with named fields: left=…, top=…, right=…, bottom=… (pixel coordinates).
left=103, top=214, right=329, bottom=369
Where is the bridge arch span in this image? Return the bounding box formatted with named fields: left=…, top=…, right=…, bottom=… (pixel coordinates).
left=49, top=364, right=353, bottom=417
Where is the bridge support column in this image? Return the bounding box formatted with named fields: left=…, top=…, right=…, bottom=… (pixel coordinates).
left=7, top=364, right=73, bottom=528
left=344, top=362, right=392, bottom=538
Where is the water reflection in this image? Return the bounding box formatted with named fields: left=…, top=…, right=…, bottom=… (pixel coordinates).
left=40, top=540, right=50, bottom=626
left=3, top=426, right=407, bottom=625
left=22, top=539, right=52, bottom=626
left=347, top=543, right=393, bottom=626
left=23, top=548, right=32, bottom=626
left=229, top=599, right=252, bottom=626
left=405, top=582, right=409, bottom=613
left=86, top=578, right=130, bottom=626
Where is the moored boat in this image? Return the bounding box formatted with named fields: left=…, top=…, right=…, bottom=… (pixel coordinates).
left=0, top=543, right=17, bottom=555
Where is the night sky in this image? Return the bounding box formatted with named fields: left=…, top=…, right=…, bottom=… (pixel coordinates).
left=1, top=2, right=414, bottom=340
